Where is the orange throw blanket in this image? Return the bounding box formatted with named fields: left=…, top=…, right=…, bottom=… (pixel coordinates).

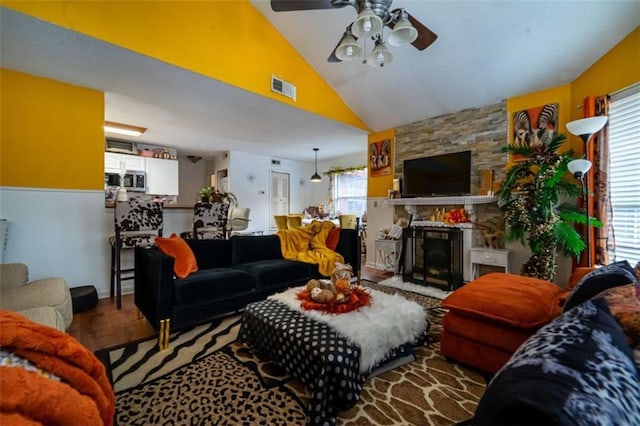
left=0, top=310, right=115, bottom=425
left=277, top=220, right=344, bottom=276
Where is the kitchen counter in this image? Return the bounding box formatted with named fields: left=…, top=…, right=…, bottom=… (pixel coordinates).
left=105, top=203, right=193, bottom=210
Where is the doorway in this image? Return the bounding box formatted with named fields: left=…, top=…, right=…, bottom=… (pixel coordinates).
left=270, top=171, right=290, bottom=228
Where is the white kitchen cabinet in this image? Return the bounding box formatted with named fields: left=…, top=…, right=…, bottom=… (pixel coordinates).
left=145, top=157, right=179, bottom=195
left=104, top=152, right=145, bottom=172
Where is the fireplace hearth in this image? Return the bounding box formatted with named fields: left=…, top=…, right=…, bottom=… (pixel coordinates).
left=402, top=226, right=463, bottom=291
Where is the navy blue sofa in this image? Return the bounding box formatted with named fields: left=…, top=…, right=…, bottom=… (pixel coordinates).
left=134, top=230, right=360, bottom=342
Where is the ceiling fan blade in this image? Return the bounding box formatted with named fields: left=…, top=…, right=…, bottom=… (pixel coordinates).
left=405, top=11, right=438, bottom=51
left=271, top=0, right=340, bottom=12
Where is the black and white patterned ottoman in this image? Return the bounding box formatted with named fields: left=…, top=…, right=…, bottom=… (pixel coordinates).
left=238, top=289, right=428, bottom=425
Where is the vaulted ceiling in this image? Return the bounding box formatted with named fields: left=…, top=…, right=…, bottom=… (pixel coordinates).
left=2, top=1, right=638, bottom=161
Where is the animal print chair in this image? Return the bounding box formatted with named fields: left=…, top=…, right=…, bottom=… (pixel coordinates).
left=180, top=201, right=230, bottom=240
left=109, top=199, right=163, bottom=309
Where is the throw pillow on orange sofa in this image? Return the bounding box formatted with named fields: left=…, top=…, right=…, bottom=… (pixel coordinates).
left=155, top=234, right=198, bottom=278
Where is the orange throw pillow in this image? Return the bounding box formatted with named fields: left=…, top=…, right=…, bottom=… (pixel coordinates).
left=155, top=233, right=198, bottom=278
left=326, top=227, right=341, bottom=251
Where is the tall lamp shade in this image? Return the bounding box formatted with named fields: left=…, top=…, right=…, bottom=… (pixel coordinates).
left=567, top=159, right=592, bottom=177
left=566, top=117, right=608, bottom=144
left=565, top=116, right=607, bottom=267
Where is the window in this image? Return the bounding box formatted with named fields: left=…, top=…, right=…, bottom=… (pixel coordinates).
left=608, top=83, right=640, bottom=264
left=333, top=168, right=367, bottom=218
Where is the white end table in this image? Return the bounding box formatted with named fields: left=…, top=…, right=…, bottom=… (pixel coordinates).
left=469, top=247, right=511, bottom=280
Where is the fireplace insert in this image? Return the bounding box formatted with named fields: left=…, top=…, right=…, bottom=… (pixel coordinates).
left=402, top=226, right=463, bottom=291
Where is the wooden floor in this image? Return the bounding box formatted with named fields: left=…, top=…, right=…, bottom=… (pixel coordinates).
left=67, top=265, right=393, bottom=352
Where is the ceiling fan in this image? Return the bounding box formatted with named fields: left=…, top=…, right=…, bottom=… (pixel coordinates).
left=271, top=0, right=437, bottom=67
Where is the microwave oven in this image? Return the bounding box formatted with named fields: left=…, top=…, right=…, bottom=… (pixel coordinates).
left=105, top=171, right=146, bottom=192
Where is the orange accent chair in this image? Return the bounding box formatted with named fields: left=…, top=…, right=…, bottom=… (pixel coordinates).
left=440, top=269, right=592, bottom=375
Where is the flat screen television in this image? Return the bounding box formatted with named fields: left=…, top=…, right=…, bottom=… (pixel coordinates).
left=403, top=151, right=472, bottom=197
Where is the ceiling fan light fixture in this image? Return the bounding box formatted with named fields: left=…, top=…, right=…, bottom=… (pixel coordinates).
left=351, top=6, right=383, bottom=38
left=388, top=11, right=418, bottom=46
left=335, top=31, right=362, bottom=61
left=367, top=39, right=392, bottom=67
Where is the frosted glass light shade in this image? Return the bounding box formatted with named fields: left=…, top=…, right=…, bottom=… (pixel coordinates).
left=566, top=117, right=608, bottom=139
left=335, top=33, right=362, bottom=61
left=568, top=159, right=592, bottom=176
left=388, top=15, right=418, bottom=46
left=367, top=40, right=393, bottom=68
left=352, top=8, right=383, bottom=38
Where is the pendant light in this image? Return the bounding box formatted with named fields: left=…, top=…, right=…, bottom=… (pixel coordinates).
left=310, top=148, right=322, bottom=182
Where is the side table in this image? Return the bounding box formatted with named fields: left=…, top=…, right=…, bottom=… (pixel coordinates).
left=375, top=239, right=402, bottom=272
left=469, top=247, right=511, bottom=279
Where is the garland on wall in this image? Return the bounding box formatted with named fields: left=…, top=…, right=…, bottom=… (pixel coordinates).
left=323, top=165, right=367, bottom=175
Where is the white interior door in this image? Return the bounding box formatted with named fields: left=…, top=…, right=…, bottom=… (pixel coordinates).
left=270, top=171, right=290, bottom=228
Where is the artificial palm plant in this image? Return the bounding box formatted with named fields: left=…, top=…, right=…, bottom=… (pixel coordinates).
left=497, top=132, right=600, bottom=281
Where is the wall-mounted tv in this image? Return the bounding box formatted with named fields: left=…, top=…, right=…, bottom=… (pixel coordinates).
left=403, top=151, right=472, bottom=197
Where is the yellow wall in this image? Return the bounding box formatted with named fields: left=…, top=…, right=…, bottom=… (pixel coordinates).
left=3, top=0, right=367, bottom=132
left=0, top=69, right=104, bottom=190
left=367, top=128, right=395, bottom=197
left=571, top=26, right=640, bottom=122
left=507, top=27, right=639, bottom=156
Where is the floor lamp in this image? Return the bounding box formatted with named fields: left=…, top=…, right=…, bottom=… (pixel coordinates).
left=568, top=159, right=593, bottom=265
left=565, top=116, right=608, bottom=267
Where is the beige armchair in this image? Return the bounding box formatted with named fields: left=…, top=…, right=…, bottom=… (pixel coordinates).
left=0, top=263, right=73, bottom=331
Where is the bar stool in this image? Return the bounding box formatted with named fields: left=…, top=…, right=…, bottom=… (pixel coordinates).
left=180, top=201, right=230, bottom=240
left=109, top=199, right=163, bottom=309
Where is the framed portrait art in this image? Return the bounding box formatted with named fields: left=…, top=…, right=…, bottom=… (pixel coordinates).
left=369, top=139, right=391, bottom=177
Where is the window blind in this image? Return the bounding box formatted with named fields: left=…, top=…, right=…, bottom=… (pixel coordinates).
left=608, top=83, right=640, bottom=264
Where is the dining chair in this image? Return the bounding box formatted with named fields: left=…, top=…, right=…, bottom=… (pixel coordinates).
left=109, top=199, right=163, bottom=309
left=286, top=214, right=303, bottom=229
left=228, top=207, right=251, bottom=236
left=339, top=214, right=358, bottom=230
left=274, top=215, right=288, bottom=230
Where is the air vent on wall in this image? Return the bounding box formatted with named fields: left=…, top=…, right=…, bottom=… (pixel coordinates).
left=271, top=75, right=296, bottom=101
left=271, top=159, right=281, bottom=166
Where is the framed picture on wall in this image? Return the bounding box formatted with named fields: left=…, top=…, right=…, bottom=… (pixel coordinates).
left=369, top=139, right=392, bottom=177
left=512, top=103, right=559, bottom=151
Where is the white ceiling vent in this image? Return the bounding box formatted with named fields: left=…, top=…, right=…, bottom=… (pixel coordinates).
left=271, top=75, right=296, bottom=101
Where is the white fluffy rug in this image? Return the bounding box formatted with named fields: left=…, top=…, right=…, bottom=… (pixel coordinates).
left=269, top=286, right=428, bottom=373
left=377, top=276, right=452, bottom=300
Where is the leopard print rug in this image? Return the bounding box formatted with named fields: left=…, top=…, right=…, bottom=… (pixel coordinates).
left=104, top=281, right=486, bottom=425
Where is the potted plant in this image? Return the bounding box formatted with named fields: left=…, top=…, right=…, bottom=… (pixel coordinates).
left=198, top=186, right=213, bottom=203
left=497, top=132, right=601, bottom=281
